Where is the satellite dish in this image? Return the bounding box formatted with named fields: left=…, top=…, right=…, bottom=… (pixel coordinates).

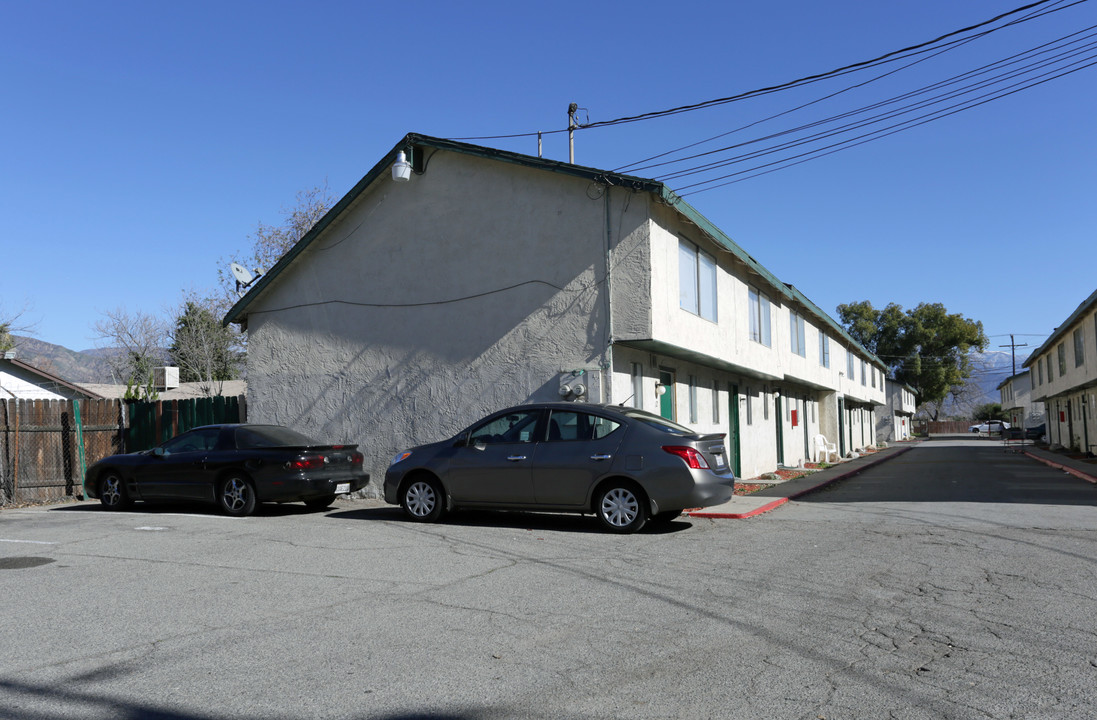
left=230, top=263, right=254, bottom=286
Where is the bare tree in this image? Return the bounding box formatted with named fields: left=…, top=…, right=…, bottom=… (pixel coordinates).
left=0, top=303, right=36, bottom=353
left=218, top=183, right=334, bottom=308
left=168, top=293, right=243, bottom=397
left=93, top=308, right=168, bottom=400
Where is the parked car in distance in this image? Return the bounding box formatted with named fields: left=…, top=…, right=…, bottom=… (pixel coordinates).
left=384, top=403, right=735, bottom=533
left=1025, top=424, right=1046, bottom=440
left=969, top=420, right=1010, bottom=434
left=85, top=424, right=369, bottom=516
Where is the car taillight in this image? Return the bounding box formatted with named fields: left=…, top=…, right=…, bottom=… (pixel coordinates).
left=286, top=456, right=327, bottom=471
left=350, top=451, right=364, bottom=465
left=662, top=445, right=710, bottom=470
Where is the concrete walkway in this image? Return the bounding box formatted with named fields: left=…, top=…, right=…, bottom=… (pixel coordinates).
left=687, top=437, right=1097, bottom=520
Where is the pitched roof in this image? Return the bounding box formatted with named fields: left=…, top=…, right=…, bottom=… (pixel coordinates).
left=0, top=357, right=105, bottom=400
left=223, top=132, right=882, bottom=366
left=1022, top=287, right=1097, bottom=368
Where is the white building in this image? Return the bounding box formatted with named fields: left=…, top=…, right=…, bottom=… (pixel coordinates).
left=877, top=380, right=917, bottom=443
left=225, top=134, right=887, bottom=487
left=1024, top=288, right=1097, bottom=453
left=996, top=371, right=1043, bottom=433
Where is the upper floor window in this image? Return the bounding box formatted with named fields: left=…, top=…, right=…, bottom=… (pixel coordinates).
left=1058, top=343, right=1067, bottom=375
left=860, top=359, right=867, bottom=386
left=1047, top=355, right=1053, bottom=382
left=819, top=333, right=830, bottom=368
left=1037, top=359, right=1043, bottom=385
left=679, top=239, right=717, bottom=321
left=1074, top=328, right=1085, bottom=367
left=847, top=349, right=856, bottom=379
left=789, top=311, right=806, bottom=357
left=748, top=287, right=771, bottom=346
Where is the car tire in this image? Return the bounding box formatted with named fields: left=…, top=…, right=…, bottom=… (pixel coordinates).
left=98, top=472, right=130, bottom=510
left=400, top=476, right=445, bottom=523
left=595, top=481, right=647, bottom=534
left=218, top=474, right=257, bottom=517
left=304, top=494, right=337, bottom=510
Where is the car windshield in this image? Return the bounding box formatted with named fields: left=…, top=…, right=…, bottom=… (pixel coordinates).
left=235, top=425, right=319, bottom=449
left=617, top=408, right=696, bottom=436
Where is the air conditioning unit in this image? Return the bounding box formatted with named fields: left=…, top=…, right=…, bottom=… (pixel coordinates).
left=154, top=366, right=180, bottom=390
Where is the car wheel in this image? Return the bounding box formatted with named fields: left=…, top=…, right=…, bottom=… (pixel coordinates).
left=400, top=476, right=444, bottom=522
left=99, top=473, right=130, bottom=510
left=218, top=475, right=257, bottom=517
left=304, top=494, right=337, bottom=510
left=595, top=481, right=647, bottom=534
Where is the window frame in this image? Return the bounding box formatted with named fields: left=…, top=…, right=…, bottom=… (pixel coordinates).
left=789, top=310, right=806, bottom=357
left=678, top=238, right=717, bottom=322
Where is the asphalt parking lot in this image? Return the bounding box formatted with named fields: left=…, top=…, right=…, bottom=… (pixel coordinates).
left=2, top=440, right=1096, bottom=719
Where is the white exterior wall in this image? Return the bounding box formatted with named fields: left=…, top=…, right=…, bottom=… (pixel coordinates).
left=0, top=366, right=67, bottom=400
left=1028, top=297, right=1097, bottom=452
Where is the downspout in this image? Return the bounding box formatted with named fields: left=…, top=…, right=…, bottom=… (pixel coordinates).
left=602, top=185, right=614, bottom=404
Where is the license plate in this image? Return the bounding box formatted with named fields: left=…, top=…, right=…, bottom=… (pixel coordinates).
left=335, top=483, right=350, bottom=494
left=713, top=455, right=726, bottom=470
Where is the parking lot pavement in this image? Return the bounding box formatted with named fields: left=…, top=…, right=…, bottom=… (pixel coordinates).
left=687, top=443, right=917, bottom=519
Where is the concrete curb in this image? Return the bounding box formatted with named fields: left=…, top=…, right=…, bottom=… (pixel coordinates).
left=687, top=445, right=916, bottom=519
left=1023, top=451, right=1097, bottom=485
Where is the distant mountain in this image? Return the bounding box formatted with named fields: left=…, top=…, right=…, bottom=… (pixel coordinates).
left=10, top=336, right=115, bottom=384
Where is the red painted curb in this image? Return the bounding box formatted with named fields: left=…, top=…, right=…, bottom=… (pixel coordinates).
left=1022, top=451, right=1097, bottom=484
left=688, top=445, right=915, bottom=520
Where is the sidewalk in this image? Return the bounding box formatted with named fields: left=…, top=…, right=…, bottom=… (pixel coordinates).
left=686, top=443, right=918, bottom=519
left=1021, top=444, right=1097, bottom=485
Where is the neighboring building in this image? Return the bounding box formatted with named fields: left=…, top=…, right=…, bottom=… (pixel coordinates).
left=1023, top=288, right=1097, bottom=452
left=996, top=370, right=1043, bottom=432
left=224, top=133, right=887, bottom=487
left=877, top=380, right=917, bottom=443
left=0, top=352, right=104, bottom=401
left=77, top=378, right=247, bottom=400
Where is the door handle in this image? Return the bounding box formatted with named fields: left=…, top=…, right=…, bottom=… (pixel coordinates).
left=590, top=454, right=613, bottom=461
left=506, top=455, right=528, bottom=462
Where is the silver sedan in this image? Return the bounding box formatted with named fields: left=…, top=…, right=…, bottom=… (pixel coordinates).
left=384, top=403, right=735, bottom=533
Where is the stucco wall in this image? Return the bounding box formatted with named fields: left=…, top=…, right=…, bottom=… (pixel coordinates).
left=244, top=151, right=651, bottom=490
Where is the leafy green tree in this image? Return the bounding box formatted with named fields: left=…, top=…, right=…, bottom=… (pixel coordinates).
left=837, top=301, right=988, bottom=419
left=169, top=294, right=242, bottom=395
left=972, top=403, right=1006, bottom=422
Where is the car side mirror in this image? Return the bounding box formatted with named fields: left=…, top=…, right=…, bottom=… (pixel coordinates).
left=152, top=447, right=166, bottom=458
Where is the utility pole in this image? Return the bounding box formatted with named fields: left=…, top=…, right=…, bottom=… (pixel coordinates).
left=999, top=334, right=1029, bottom=378
left=568, top=103, right=578, bottom=164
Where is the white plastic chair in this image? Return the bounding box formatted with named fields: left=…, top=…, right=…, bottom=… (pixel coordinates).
left=813, top=434, right=838, bottom=463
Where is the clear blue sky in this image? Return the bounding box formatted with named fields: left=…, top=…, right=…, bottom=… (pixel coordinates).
left=3, top=0, right=1094, bottom=362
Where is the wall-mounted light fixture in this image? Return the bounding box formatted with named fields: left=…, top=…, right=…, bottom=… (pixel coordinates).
left=655, top=383, right=668, bottom=397
left=392, top=150, right=412, bottom=183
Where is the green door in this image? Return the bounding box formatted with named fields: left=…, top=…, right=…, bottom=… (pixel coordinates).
left=775, top=393, right=785, bottom=466
left=658, top=370, right=675, bottom=420
left=728, top=383, right=741, bottom=477
left=837, top=398, right=846, bottom=457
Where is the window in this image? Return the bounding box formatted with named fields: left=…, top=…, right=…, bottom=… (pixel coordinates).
left=1037, top=359, right=1043, bottom=385
left=470, top=410, right=541, bottom=444
left=688, top=375, right=698, bottom=423
left=712, top=382, right=720, bottom=424
left=546, top=411, right=621, bottom=441
left=847, top=350, right=856, bottom=379
left=1074, top=328, right=1085, bottom=367
left=819, top=333, right=830, bottom=368
left=1058, top=343, right=1067, bottom=375
left=748, top=287, right=771, bottom=346
left=745, top=388, right=753, bottom=426
left=861, top=359, right=867, bottom=386
left=789, top=311, right=806, bottom=357
left=631, top=363, right=644, bottom=409
left=679, top=239, right=717, bottom=321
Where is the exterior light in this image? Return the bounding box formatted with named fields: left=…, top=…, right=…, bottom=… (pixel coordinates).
left=392, top=151, right=412, bottom=183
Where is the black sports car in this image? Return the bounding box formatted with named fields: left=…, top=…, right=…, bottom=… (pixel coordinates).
left=84, top=424, right=370, bottom=516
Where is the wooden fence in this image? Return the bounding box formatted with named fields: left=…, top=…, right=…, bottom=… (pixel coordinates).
left=1, top=396, right=246, bottom=506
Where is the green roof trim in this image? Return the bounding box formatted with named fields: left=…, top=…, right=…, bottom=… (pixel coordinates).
left=222, top=132, right=882, bottom=367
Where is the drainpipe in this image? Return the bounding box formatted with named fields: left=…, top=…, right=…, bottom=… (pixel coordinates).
left=602, top=184, right=614, bottom=403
